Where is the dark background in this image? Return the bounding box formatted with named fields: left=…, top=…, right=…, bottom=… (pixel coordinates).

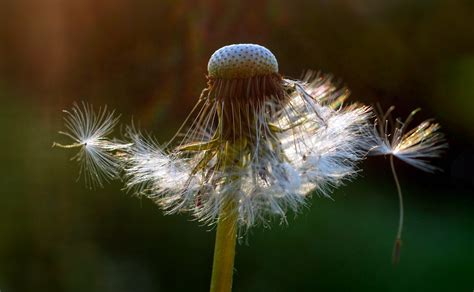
left=0, top=0, right=473, bottom=291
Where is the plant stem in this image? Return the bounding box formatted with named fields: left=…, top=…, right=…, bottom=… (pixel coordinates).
left=210, top=199, right=238, bottom=292
left=389, top=155, right=404, bottom=264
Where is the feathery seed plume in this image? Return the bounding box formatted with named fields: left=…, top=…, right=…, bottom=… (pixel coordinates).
left=124, top=44, right=372, bottom=228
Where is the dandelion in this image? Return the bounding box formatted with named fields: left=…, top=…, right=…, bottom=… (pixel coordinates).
left=122, top=44, right=372, bottom=290
left=370, top=106, right=447, bottom=263
left=53, top=102, right=129, bottom=188
left=54, top=44, right=446, bottom=290
left=126, top=44, right=371, bottom=226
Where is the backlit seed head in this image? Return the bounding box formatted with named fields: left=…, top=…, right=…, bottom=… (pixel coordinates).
left=207, top=44, right=278, bottom=79
left=53, top=39, right=447, bottom=243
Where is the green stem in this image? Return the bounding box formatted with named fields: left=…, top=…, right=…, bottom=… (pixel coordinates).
left=210, top=199, right=238, bottom=292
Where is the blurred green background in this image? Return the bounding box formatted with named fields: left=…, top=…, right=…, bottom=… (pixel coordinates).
left=0, top=0, right=473, bottom=291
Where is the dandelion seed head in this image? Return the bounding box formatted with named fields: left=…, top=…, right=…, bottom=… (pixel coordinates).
left=56, top=45, right=376, bottom=229
left=124, top=50, right=373, bottom=228
left=208, top=44, right=278, bottom=79
left=117, top=44, right=373, bottom=228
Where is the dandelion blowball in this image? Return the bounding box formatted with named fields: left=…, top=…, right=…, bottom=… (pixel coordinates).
left=54, top=43, right=447, bottom=287
left=54, top=42, right=445, bottom=232
left=208, top=44, right=278, bottom=79
left=55, top=44, right=380, bottom=228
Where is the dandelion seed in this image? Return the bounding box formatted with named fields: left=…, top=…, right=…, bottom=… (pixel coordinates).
left=370, top=106, right=447, bottom=263
left=371, top=106, right=447, bottom=172
left=53, top=102, right=129, bottom=188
